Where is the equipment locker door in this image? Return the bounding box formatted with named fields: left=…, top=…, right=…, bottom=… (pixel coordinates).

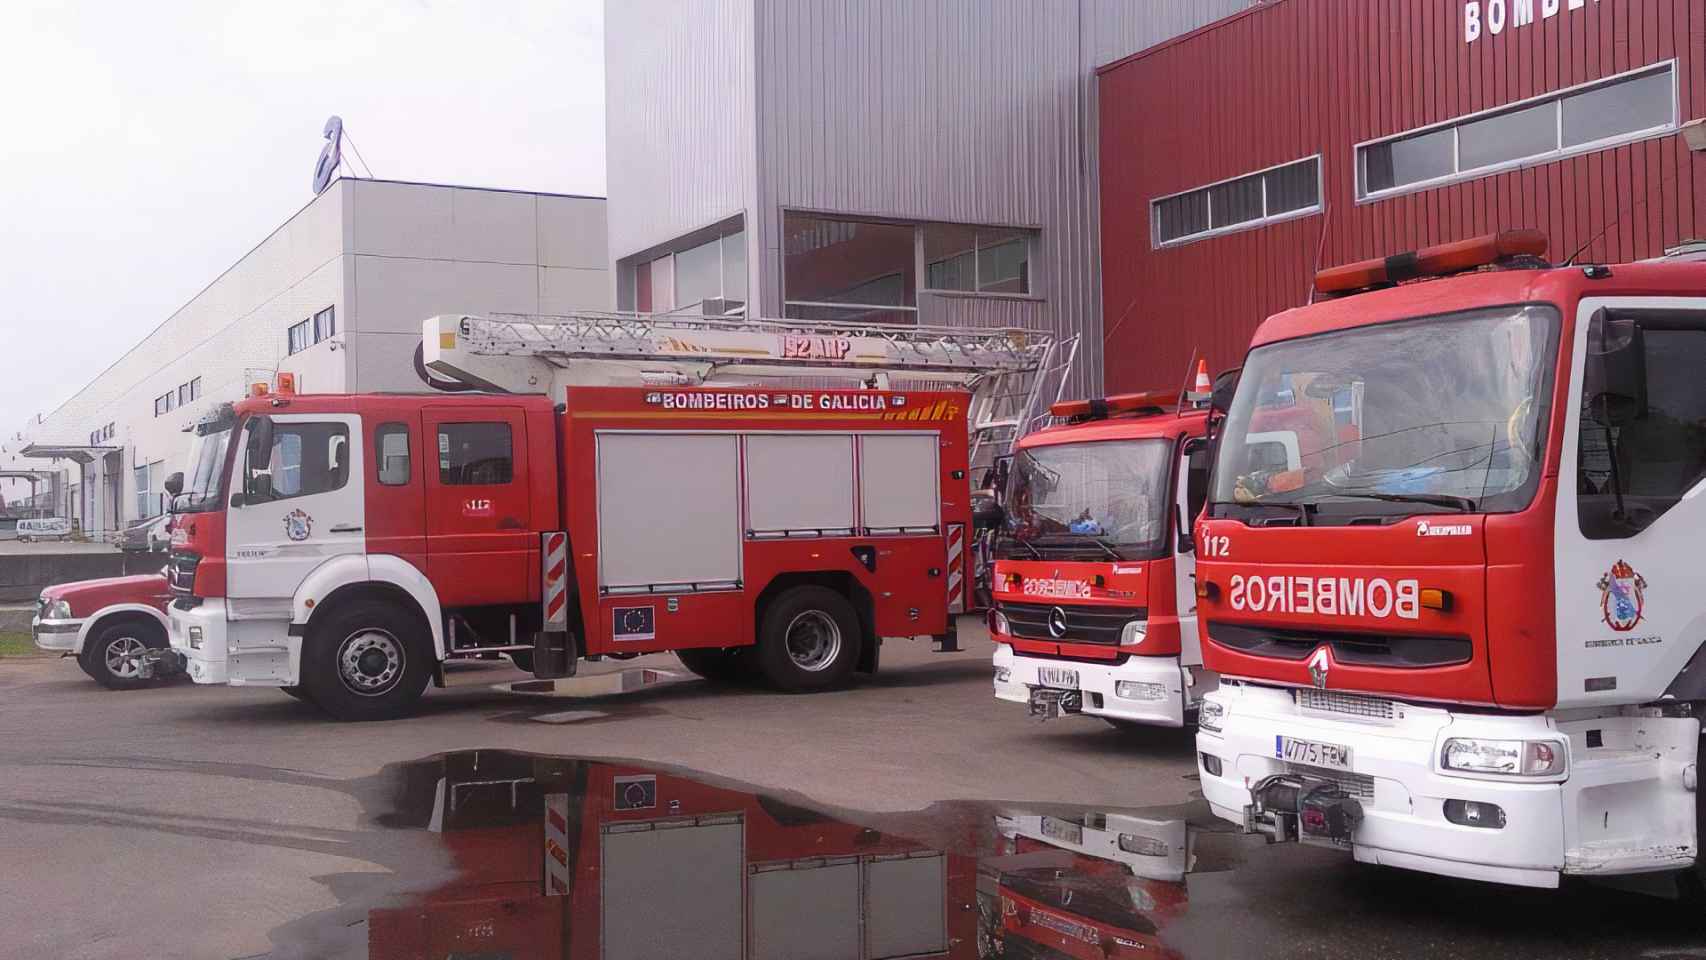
left=1174, top=441, right=1211, bottom=665
left=422, top=407, right=533, bottom=606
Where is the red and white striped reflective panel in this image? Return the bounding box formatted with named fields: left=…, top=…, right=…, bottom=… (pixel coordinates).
left=946, top=523, right=966, bottom=614
left=542, top=531, right=569, bottom=629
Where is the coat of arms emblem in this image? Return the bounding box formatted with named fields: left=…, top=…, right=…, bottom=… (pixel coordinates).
left=1597, top=559, right=1646, bottom=632
left=283, top=509, right=313, bottom=542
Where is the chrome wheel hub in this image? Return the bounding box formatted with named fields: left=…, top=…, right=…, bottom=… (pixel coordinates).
left=337, top=629, right=404, bottom=696
left=105, top=636, right=146, bottom=679
left=784, top=611, right=842, bottom=672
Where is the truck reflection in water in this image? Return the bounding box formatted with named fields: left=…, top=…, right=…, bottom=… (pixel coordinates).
left=362, top=751, right=1206, bottom=960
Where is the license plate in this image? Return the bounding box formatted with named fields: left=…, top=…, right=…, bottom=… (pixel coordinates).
left=1277, top=735, right=1353, bottom=772
left=1040, top=816, right=1083, bottom=845
left=1037, top=667, right=1079, bottom=690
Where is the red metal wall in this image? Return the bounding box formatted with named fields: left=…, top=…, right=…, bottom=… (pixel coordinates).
left=1097, top=0, right=1706, bottom=393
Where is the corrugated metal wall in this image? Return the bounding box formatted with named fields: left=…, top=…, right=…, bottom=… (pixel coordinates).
left=603, top=0, right=759, bottom=297
left=1099, top=0, right=1706, bottom=393
left=747, top=0, right=1251, bottom=398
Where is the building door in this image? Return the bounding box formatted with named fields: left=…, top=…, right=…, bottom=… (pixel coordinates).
left=422, top=408, right=533, bottom=607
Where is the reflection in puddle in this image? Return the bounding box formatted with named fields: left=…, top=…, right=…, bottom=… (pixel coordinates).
left=349, top=750, right=1220, bottom=960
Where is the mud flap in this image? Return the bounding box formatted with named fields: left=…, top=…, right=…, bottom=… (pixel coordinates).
left=532, top=630, right=579, bottom=680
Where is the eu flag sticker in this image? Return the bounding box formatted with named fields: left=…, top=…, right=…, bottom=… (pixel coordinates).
left=613, top=606, right=655, bottom=642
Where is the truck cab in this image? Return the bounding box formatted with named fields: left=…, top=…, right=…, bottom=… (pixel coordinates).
left=1195, top=232, right=1706, bottom=890
left=990, top=390, right=1214, bottom=729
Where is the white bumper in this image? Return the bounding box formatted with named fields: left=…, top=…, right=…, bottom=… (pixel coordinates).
left=1196, top=683, right=1700, bottom=889
left=169, top=600, right=301, bottom=686
left=31, top=617, right=85, bottom=653
left=993, top=643, right=1198, bottom=728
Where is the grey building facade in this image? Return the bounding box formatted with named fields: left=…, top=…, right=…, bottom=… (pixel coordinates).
left=604, top=0, right=1252, bottom=398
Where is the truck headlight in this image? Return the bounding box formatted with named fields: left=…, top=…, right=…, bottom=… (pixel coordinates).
left=1121, top=620, right=1147, bottom=645
left=188, top=625, right=204, bottom=650
left=987, top=609, right=1010, bottom=637
left=1198, top=698, right=1226, bottom=733
left=45, top=599, right=72, bottom=620
left=1440, top=738, right=1565, bottom=777
left=1115, top=680, right=1168, bottom=701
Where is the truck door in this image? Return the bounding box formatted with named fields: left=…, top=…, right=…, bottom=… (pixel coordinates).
left=1173, top=439, right=1211, bottom=666
left=226, top=413, right=366, bottom=602
left=422, top=408, right=532, bottom=606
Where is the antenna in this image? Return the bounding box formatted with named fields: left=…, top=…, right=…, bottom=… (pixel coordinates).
left=1174, top=348, right=1200, bottom=415
left=1306, top=203, right=1332, bottom=305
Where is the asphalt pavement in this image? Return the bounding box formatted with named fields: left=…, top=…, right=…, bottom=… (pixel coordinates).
left=2, top=623, right=1705, bottom=959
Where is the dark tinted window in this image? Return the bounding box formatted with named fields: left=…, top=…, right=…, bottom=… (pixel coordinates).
left=1578, top=310, right=1706, bottom=539
left=375, top=422, right=411, bottom=486
left=438, top=422, right=513, bottom=485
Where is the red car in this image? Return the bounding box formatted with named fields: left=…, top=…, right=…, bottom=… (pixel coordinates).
left=32, top=572, right=173, bottom=689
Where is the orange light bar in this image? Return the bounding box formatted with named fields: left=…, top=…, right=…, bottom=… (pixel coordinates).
left=249, top=382, right=269, bottom=397
left=1051, top=390, right=1177, bottom=420
left=1050, top=398, right=1095, bottom=418
left=1315, top=230, right=1549, bottom=295
left=276, top=372, right=297, bottom=395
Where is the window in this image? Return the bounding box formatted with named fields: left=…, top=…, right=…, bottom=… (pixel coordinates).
left=1358, top=62, right=1678, bottom=201
left=313, top=306, right=336, bottom=343
left=674, top=236, right=722, bottom=309
left=287, top=319, right=311, bottom=355
left=1577, top=309, right=1706, bottom=540
left=437, top=422, right=513, bottom=485
left=924, top=225, right=1031, bottom=295
left=135, top=460, right=165, bottom=518
left=189, top=377, right=201, bottom=401
left=134, top=464, right=150, bottom=519
left=249, top=421, right=349, bottom=502
left=375, top=422, right=411, bottom=486
left=783, top=213, right=918, bottom=324
left=1151, top=157, right=1322, bottom=247
left=155, top=392, right=174, bottom=417
left=177, top=382, right=191, bottom=406
left=623, top=226, right=748, bottom=315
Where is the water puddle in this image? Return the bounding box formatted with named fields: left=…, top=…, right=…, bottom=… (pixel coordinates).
left=265, top=750, right=1706, bottom=960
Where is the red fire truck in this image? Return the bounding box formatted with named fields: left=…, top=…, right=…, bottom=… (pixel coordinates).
left=151, top=313, right=1059, bottom=720
left=1194, top=232, right=1706, bottom=889
left=367, top=751, right=975, bottom=960
left=988, top=388, right=1214, bottom=729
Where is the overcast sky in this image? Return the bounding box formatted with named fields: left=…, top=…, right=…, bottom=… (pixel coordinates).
left=0, top=0, right=605, bottom=435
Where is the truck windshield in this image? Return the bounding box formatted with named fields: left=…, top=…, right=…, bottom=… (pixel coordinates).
left=1210, top=304, right=1559, bottom=524
left=176, top=405, right=237, bottom=513
left=1000, top=439, right=1172, bottom=561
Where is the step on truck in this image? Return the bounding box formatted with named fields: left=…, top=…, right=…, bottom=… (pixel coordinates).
left=151, top=312, right=1063, bottom=720
left=988, top=385, right=1215, bottom=729
left=1194, top=231, right=1706, bottom=889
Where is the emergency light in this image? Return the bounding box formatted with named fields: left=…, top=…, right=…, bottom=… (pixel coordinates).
left=1050, top=389, right=1176, bottom=422
left=1314, top=230, right=1549, bottom=297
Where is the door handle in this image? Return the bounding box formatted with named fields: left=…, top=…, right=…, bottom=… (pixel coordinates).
left=329, top=524, right=364, bottom=533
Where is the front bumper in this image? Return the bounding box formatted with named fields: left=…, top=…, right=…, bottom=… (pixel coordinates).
left=993, top=643, right=1201, bottom=728
left=1196, top=683, right=1582, bottom=888
left=31, top=617, right=85, bottom=653
left=168, top=601, right=228, bottom=684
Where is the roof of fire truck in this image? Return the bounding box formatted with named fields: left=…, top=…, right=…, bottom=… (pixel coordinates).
left=1253, top=231, right=1706, bottom=349
left=1019, top=390, right=1209, bottom=449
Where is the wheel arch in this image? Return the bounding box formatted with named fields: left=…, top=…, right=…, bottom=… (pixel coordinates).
left=293, top=555, right=445, bottom=660
left=77, top=604, right=169, bottom=654
left=753, top=571, right=878, bottom=672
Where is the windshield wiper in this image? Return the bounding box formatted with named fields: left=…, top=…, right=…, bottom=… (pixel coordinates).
left=1215, top=500, right=1317, bottom=526
left=1003, top=536, right=1044, bottom=559
left=1084, top=536, right=1126, bottom=561
left=1325, top=491, right=1479, bottom=512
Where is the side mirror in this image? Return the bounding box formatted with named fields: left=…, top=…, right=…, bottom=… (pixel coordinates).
left=972, top=494, right=1005, bottom=531
left=1210, top=368, right=1241, bottom=415
left=1585, top=316, right=1646, bottom=427
left=163, top=472, right=184, bottom=497
left=246, top=416, right=276, bottom=473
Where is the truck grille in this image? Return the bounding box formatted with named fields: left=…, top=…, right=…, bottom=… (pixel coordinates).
left=167, top=552, right=200, bottom=596
left=1295, top=689, right=1395, bottom=720
left=999, top=602, right=1145, bottom=646
left=1207, top=621, right=1472, bottom=669
left=1285, top=763, right=1375, bottom=800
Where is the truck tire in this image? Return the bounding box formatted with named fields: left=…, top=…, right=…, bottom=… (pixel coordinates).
left=79, top=618, right=166, bottom=691
left=508, top=649, right=535, bottom=674
left=675, top=647, right=748, bottom=683
left=300, top=600, right=431, bottom=722
left=281, top=686, right=310, bottom=702
left=755, top=586, right=861, bottom=692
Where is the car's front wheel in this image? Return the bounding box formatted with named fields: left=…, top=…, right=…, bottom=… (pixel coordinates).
left=79, top=618, right=166, bottom=691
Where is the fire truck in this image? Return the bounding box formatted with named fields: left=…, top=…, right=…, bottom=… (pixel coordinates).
left=1194, top=231, right=1706, bottom=889
left=151, top=312, right=1065, bottom=720
left=987, top=385, right=1214, bottom=729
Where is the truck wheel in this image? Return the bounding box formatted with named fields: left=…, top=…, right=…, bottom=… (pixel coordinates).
left=755, top=586, right=861, bottom=692
left=301, top=601, right=431, bottom=722
left=79, top=618, right=165, bottom=691
left=508, top=649, right=535, bottom=674
left=675, top=647, right=748, bottom=683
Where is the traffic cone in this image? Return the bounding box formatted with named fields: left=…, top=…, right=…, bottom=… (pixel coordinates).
left=1193, top=359, right=1212, bottom=395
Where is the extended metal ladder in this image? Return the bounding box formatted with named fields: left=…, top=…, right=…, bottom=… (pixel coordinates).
left=966, top=334, right=1080, bottom=481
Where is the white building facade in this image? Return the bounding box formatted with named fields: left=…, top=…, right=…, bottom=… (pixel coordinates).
left=7, top=178, right=608, bottom=536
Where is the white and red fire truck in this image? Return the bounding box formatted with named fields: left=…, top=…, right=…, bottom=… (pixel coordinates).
left=150, top=313, right=1061, bottom=720
left=988, top=386, right=1215, bottom=729
left=1194, top=231, right=1706, bottom=890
